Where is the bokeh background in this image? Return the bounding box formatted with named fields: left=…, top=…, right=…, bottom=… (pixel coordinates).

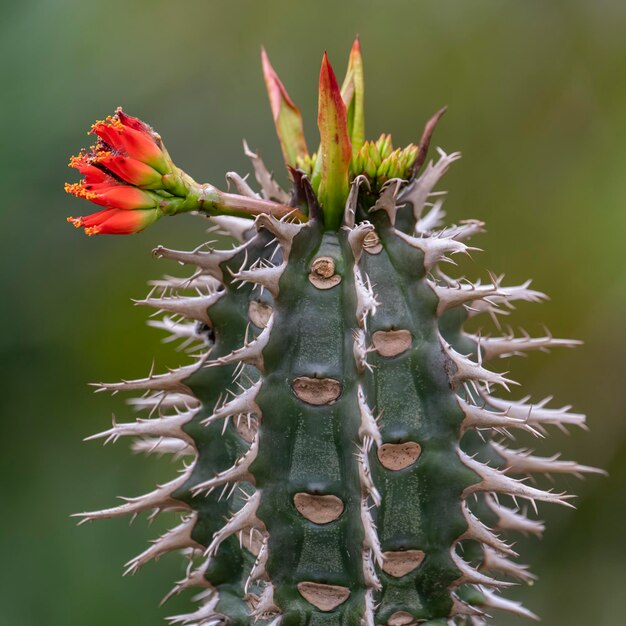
left=1, top=0, right=624, bottom=624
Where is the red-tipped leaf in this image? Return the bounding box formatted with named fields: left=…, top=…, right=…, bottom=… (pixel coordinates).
left=317, top=53, right=352, bottom=229
left=340, top=38, right=365, bottom=156
left=261, top=48, right=309, bottom=168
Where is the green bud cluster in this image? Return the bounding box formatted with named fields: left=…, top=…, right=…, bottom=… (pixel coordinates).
left=350, top=135, right=418, bottom=189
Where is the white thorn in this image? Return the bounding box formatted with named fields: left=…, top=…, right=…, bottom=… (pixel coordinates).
left=86, top=409, right=197, bottom=445
left=459, top=502, right=516, bottom=556
left=484, top=394, right=587, bottom=430
left=93, top=358, right=206, bottom=396
left=415, top=198, right=447, bottom=233
left=132, top=437, right=194, bottom=458
left=395, top=228, right=471, bottom=271
left=73, top=465, right=193, bottom=523
left=451, top=549, right=513, bottom=588
left=255, top=213, right=303, bottom=259
left=209, top=316, right=273, bottom=372
left=250, top=582, right=279, bottom=619
left=204, top=491, right=262, bottom=558
left=479, top=588, right=539, bottom=620
left=369, top=178, right=404, bottom=224
left=160, top=557, right=212, bottom=605
left=362, top=547, right=382, bottom=591
left=399, top=149, right=462, bottom=220
left=357, top=445, right=381, bottom=506
left=149, top=274, right=222, bottom=293
left=225, top=171, right=261, bottom=199
left=362, top=588, right=377, bottom=626
left=484, top=494, right=545, bottom=536
left=192, top=436, right=259, bottom=494
left=202, top=380, right=261, bottom=426
left=457, top=397, right=539, bottom=436
left=429, top=277, right=504, bottom=316
left=347, top=221, right=376, bottom=263
left=343, top=175, right=370, bottom=228
left=148, top=316, right=205, bottom=343
left=245, top=535, right=269, bottom=593
left=167, top=593, right=221, bottom=625
left=467, top=279, right=548, bottom=318
left=481, top=547, right=537, bottom=583
left=468, top=333, right=582, bottom=361
left=134, top=292, right=222, bottom=326
left=353, top=328, right=373, bottom=374
left=124, top=513, right=201, bottom=575
left=128, top=392, right=200, bottom=413
left=243, top=140, right=290, bottom=203
left=460, top=450, right=575, bottom=508
left=231, top=262, right=285, bottom=298
left=442, top=342, right=517, bottom=390
left=357, top=386, right=382, bottom=446
left=491, top=442, right=606, bottom=478
left=361, top=497, right=383, bottom=567
left=153, top=243, right=243, bottom=281
left=436, top=219, right=486, bottom=242
left=354, top=267, right=379, bottom=327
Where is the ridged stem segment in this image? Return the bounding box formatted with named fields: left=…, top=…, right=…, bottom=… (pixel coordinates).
left=253, top=221, right=367, bottom=625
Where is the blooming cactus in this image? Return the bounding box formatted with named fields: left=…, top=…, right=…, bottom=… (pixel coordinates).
left=67, top=40, right=602, bottom=626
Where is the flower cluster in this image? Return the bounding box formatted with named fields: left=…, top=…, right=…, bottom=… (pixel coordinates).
left=66, top=108, right=189, bottom=235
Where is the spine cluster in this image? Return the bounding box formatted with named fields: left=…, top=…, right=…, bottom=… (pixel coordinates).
left=78, top=146, right=599, bottom=625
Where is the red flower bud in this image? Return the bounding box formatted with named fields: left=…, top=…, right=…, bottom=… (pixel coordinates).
left=69, top=153, right=112, bottom=184
left=67, top=207, right=161, bottom=235
left=90, top=108, right=169, bottom=174
left=93, top=152, right=163, bottom=188
left=65, top=180, right=158, bottom=210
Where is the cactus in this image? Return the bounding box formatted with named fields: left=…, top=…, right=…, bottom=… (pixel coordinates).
left=67, top=40, right=603, bottom=625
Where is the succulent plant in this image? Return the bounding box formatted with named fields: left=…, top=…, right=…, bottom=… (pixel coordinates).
left=67, top=40, right=602, bottom=625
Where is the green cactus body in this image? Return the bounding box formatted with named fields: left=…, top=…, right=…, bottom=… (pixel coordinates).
left=69, top=41, right=602, bottom=626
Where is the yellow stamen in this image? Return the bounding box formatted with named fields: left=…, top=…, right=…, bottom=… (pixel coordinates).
left=66, top=216, right=83, bottom=228
left=64, top=182, right=98, bottom=202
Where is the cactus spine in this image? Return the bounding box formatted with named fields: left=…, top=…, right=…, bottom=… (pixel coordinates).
left=68, top=40, right=602, bottom=625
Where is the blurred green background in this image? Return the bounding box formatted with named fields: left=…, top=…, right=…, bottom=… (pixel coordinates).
left=1, top=0, right=624, bottom=624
